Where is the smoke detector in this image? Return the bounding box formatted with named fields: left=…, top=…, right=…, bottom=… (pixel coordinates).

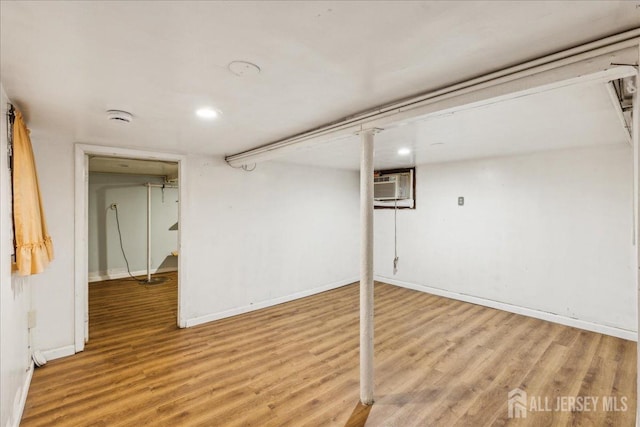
left=106, top=110, right=133, bottom=123
left=228, top=61, right=261, bottom=77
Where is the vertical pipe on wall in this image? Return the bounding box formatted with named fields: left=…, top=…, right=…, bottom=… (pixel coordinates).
left=360, top=128, right=375, bottom=405
left=146, top=183, right=152, bottom=283
left=633, top=45, right=639, bottom=427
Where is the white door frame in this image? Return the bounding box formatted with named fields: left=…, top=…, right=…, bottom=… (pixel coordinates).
left=74, top=144, right=188, bottom=352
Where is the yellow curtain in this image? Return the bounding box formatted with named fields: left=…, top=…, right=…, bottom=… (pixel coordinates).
left=12, top=110, right=54, bottom=275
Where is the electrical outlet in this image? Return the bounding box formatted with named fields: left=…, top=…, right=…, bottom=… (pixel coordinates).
left=110, top=203, right=118, bottom=210
left=458, top=197, right=464, bottom=206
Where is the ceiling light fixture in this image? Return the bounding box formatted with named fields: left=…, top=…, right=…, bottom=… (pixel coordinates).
left=398, top=148, right=411, bottom=156
left=196, top=108, right=220, bottom=120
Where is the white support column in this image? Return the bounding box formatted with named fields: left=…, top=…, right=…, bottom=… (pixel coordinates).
left=146, top=183, right=152, bottom=283
left=360, top=129, right=375, bottom=405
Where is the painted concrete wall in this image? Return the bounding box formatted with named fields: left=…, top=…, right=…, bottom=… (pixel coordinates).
left=0, top=87, right=33, bottom=427
left=88, top=173, right=178, bottom=281
left=375, top=144, right=635, bottom=334
left=27, top=143, right=359, bottom=356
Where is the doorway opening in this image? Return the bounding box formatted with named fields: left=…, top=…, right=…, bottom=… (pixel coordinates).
left=74, top=144, right=187, bottom=352
left=88, top=156, right=179, bottom=285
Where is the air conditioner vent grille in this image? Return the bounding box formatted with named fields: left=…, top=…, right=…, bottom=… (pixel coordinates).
left=374, top=172, right=412, bottom=201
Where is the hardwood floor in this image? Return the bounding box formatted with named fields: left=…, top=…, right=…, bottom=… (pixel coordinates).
left=22, top=273, right=636, bottom=426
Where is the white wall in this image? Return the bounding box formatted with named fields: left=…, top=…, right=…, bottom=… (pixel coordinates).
left=88, top=173, right=178, bottom=281
left=26, top=145, right=359, bottom=355
left=180, top=158, right=360, bottom=324
left=28, top=139, right=75, bottom=358
left=0, top=87, right=33, bottom=427
left=375, top=144, right=635, bottom=335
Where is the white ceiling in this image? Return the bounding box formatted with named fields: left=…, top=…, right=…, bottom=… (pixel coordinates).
left=0, top=1, right=638, bottom=163
left=280, top=81, right=631, bottom=170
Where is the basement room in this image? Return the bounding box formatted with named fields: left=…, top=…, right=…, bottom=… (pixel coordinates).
left=1, top=1, right=639, bottom=426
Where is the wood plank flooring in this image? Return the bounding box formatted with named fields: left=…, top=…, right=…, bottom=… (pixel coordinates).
left=22, top=273, right=636, bottom=426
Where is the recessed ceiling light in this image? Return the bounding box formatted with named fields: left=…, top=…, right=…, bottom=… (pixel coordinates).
left=430, top=142, right=444, bottom=146
left=398, top=148, right=411, bottom=156
left=196, top=108, right=220, bottom=120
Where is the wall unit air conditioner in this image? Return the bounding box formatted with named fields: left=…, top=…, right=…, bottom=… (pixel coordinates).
left=374, top=172, right=412, bottom=201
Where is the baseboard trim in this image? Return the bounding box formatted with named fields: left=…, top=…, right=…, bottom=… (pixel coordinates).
left=185, top=277, right=358, bottom=328
left=376, top=276, right=637, bottom=342
left=42, top=345, right=76, bottom=361
left=12, top=361, right=33, bottom=427
left=88, top=267, right=178, bottom=283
